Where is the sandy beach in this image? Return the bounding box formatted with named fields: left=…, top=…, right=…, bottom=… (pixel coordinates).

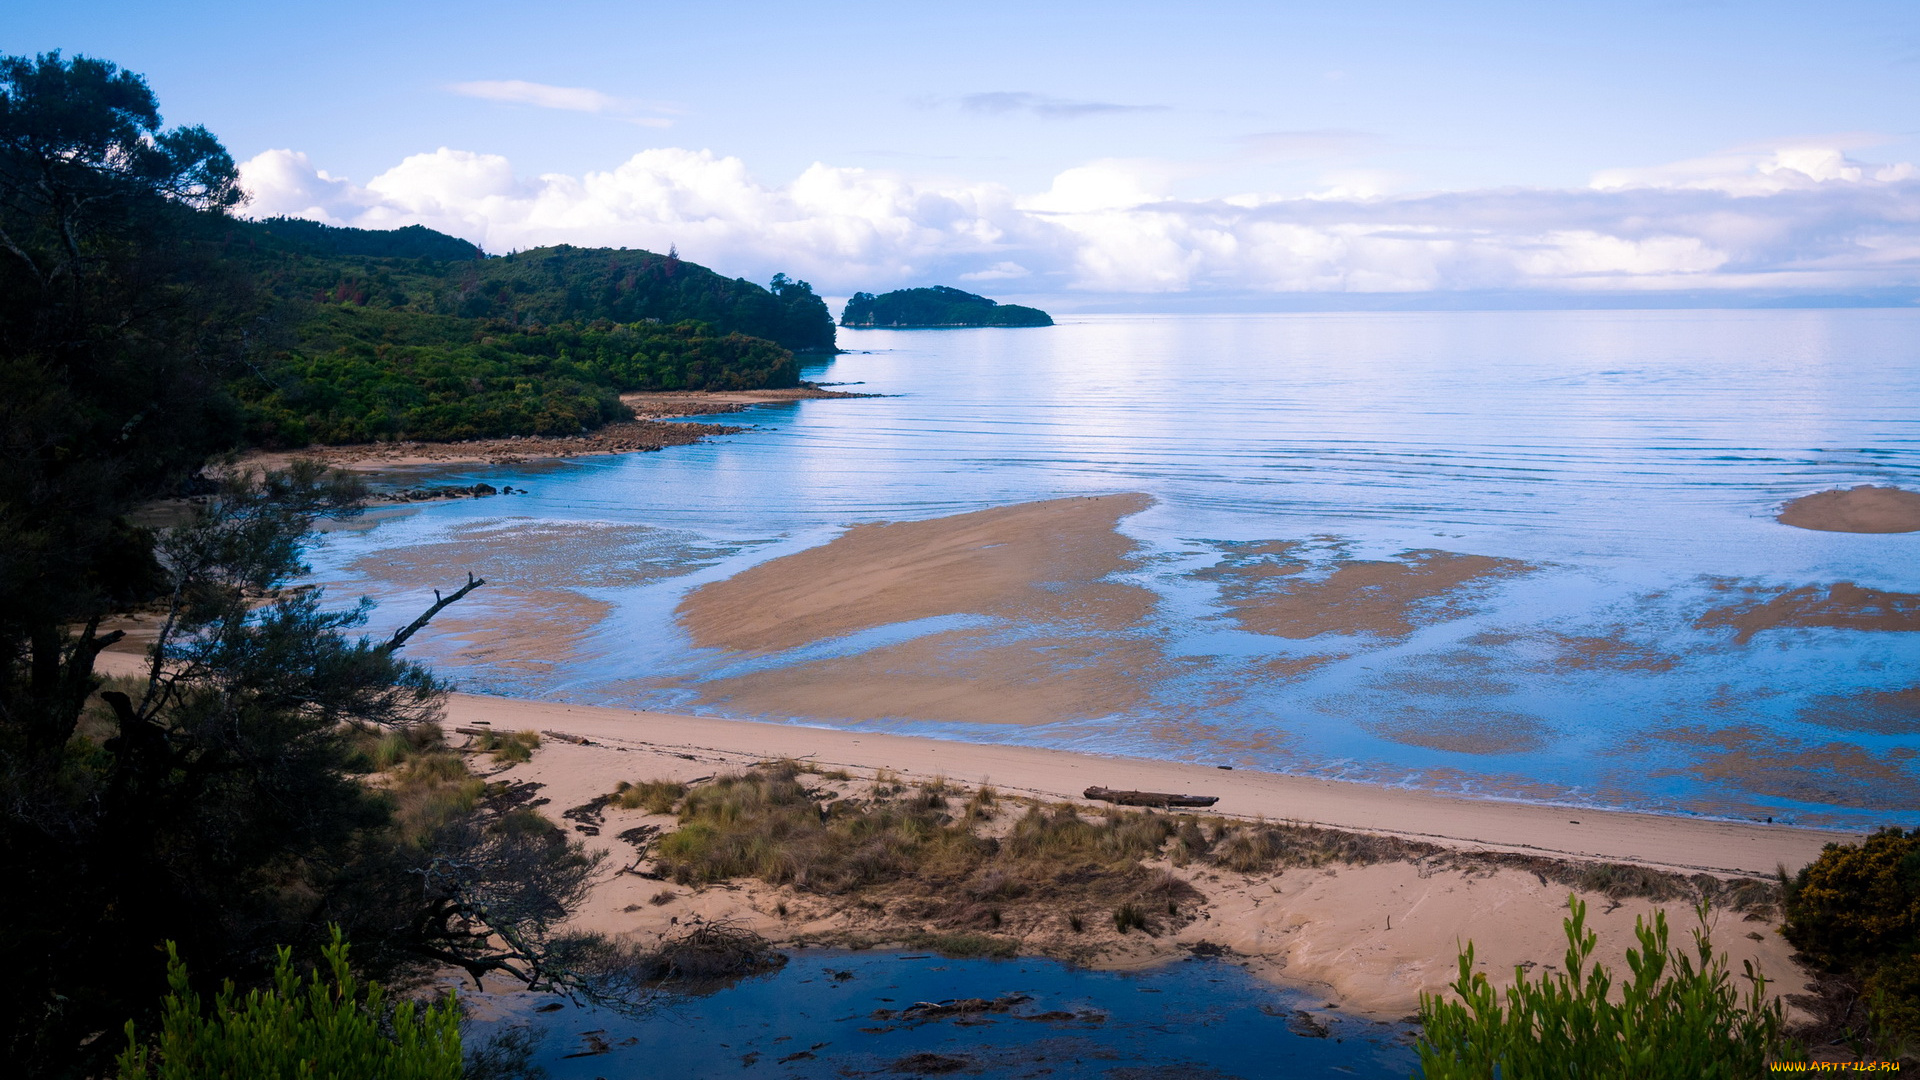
left=90, top=647, right=1845, bottom=1020
left=436, top=689, right=1844, bottom=1017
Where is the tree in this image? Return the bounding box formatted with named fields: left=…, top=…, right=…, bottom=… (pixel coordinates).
left=0, top=50, right=254, bottom=760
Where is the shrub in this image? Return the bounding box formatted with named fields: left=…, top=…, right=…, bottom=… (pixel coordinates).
left=1416, top=895, right=1799, bottom=1078
left=1783, top=826, right=1920, bottom=1052
left=116, top=929, right=461, bottom=1080
left=1785, top=827, right=1920, bottom=970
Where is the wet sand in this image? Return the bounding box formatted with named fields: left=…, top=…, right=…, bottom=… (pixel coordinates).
left=677, top=493, right=1155, bottom=653
left=1202, top=541, right=1532, bottom=640
left=1697, top=581, right=1920, bottom=643
left=1779, top=485, right=1920, bottom=533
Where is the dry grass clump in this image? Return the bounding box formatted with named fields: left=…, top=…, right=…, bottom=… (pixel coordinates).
left=474, top=729, right=541, bottom=764
left=652, top=765, right=1204, bottom=943
left=1210, top=820, right=1427, bottom=873
left=611, top=780, right=687, bottom=814
left=345, top=722, right=448, bottom=773
left=963, top=785, right=997, bottom=821
left=653, top=761, right=988, bottom=892
left=347, top=727, right=487, bottom=839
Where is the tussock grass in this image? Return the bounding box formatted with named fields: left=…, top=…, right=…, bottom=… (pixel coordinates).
left=611, top=780, right=687, bottom=814
left=901, top=931, right=1018, bottom=959
left=641, top=763, right=1781, bottom=966
left=653, top=762, right=989, bottom=892
left=475, top=729, right=540, bottom=764
left=346, top=726, right=486, bottom=840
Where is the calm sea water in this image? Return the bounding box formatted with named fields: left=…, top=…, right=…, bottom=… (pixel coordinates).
left=308, top=310, right=1920, bottom=827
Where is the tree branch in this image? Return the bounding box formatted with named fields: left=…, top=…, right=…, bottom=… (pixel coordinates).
left=380, top=573, right=485, bottom=655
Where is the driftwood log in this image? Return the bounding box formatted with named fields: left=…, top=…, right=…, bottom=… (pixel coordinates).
left=1083, top=786, right=1218, bottom=808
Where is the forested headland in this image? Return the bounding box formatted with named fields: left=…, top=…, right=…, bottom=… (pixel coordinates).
left=840, top=285, right=1052, bottom=328
left=226, top=219, right=834, bottom=445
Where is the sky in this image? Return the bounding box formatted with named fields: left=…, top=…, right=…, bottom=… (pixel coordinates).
left=9, top=0, right=1920, bottom=307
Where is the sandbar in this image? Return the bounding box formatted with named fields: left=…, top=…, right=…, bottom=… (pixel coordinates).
left=676, top=493, right=1155, bottom=653
left=1779, top=485, right=1920, bottom=533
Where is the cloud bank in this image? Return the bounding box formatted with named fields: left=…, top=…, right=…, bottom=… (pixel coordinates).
left=239, top=141, right=1920, bottom=300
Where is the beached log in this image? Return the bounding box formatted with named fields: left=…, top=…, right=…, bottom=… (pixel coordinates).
left=540, top=729, right=593, bottom=745
left=1083, top=786, right=1218, bottom=808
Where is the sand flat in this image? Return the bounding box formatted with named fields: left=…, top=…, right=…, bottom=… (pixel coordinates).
left=676, top=493, right=1155, bottom=653
left=1779, top=485, right=1920, bottom=533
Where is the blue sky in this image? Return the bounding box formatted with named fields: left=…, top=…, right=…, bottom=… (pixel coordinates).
left=10, top=1, right=1920, bottom=305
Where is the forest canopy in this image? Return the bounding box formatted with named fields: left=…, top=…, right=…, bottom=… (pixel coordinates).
left=223, top=220, right=832, bottom=445
left=840, top=285, right=1052, bottom=328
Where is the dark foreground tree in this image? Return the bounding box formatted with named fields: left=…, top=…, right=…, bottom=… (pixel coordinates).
left=0, top=56, right=613, bottom=1078
left=0, top=50, right=254, bottom=759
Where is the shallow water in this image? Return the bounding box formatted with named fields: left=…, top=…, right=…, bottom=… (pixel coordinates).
left=307, top=310, right=1920, bottom=827
left=469, top=949, right=1418, bottom=1079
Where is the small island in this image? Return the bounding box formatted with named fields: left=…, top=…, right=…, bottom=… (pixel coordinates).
left=840, top=285, right=1053, bottom=328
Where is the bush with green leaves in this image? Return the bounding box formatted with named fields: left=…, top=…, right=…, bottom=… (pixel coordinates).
left=1416, top=895, right=1800, bottom=1078
left=115, top=930, right=461, bottom=1080
left=1783, top=826, right=1920, bottom=1053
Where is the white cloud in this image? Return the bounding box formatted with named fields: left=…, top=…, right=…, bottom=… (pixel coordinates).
left=960, top=261, right=1031, bottom=281
left=448, top=80, right=676, bottom=126
left=238, top=141, right=1920, bottom=298
left=958, top=91, right=1165, bottom=119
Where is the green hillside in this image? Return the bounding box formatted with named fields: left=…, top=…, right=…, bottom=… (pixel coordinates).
left=840, top=285, right=1052, bottom=328
left=211, top=219, right=831, bottom=445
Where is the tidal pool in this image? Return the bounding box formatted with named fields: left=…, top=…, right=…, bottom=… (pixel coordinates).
left=467, top=949, right=1419, bottom=1079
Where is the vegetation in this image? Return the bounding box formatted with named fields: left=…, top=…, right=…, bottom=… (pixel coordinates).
left=1417, top=896, right=1800, bottom=1078
left=234, top=304, right=798, bottom=445
left=612, top=778, right=689, bottom=814
left=243, top=221, right=836, bottom=352
left=840, top=285, right=1052, bottom=328
left=1783, top=827, right=1920, bottom=1057
left=0, top=54, right=635, bottom=1076
left=116, top=931, right=462, bottom=1080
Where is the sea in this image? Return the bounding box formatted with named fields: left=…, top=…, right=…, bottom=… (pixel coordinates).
left=305, top=309, right=1920, bottom=830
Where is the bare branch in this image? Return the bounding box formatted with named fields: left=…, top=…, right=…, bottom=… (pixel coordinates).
left=380, top=573, right=485, bottom=655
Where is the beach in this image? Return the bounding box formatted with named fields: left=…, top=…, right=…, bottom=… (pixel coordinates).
left=435, top=688, right=1842, bottom=1018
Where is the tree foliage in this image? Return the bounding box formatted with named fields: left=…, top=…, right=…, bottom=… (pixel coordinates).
left=236, top=306, right=797, bottom=445
left=1416, top=895, right=1798, bottom=1078
left=240, top=220, right=837, bottom=352
left=1783, top=827, right=1920, bottom=1053
left=840, top=285, right=1052, bottom=328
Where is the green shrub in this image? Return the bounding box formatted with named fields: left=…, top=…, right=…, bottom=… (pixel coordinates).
left=1784, top=826, right=1920, bottom=1052
left=116, top=929, right=461, bottom=1080
left=1785, top=827, right=1920, bottom=970
left=1417, top=895, right=1799, bottom=1078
